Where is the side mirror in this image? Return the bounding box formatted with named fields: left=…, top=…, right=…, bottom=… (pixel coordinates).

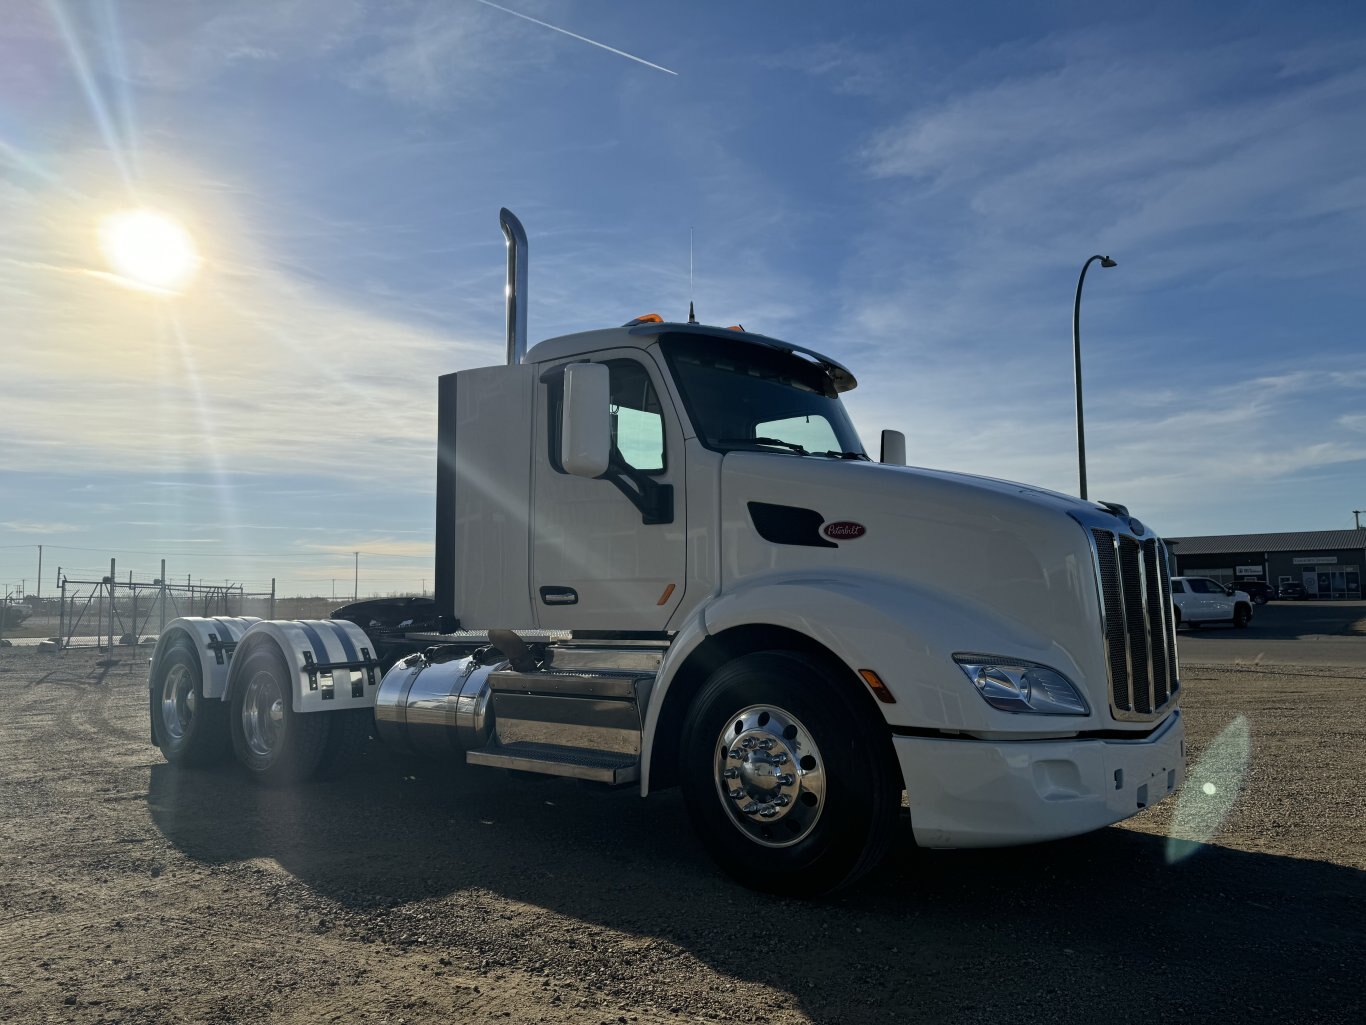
left=561, top=362, right=611, bottom=478
left=880, top=429, right=906, bottom=466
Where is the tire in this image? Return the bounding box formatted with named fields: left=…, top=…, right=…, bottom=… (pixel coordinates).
left=229, top=645, right=329, bottom=786
left=1253, top=595, right=1267, bottom=606
left=152, top=644, right=231, bottom=767
left=1233, top=604, right=1252, bottom=629
left=679, top=650, right=900, bottom=896
left=315, top=708, right=372, bottom=779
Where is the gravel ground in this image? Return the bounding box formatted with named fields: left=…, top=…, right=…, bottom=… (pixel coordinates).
left=1, top=648, right=1363, bottom=1024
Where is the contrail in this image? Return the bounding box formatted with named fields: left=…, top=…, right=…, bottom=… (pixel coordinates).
left=474, top=0, right=678, bottom=76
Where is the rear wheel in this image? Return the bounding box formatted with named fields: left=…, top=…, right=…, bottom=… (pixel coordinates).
left=230, top=646, right=329, bottom=786
left=152, top=645, right=230, bottom=767
left=679, top=651, right=900, bottom=896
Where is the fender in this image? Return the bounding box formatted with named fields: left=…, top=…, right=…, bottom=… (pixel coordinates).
left=150, top=617, right=261, bottom=700
left=639, top=569, right=1106, bottom=793
left=225, top=619, right=383, bottom=713
left=638, top=605, right=712, bottom=796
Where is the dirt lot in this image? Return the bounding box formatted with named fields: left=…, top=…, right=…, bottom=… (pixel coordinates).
left=1, top=648, right=1363, bottom=1024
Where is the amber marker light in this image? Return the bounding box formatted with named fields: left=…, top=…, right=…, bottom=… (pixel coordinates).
left=656, top=583, right=676, bottom=605
left=859, top=669, right=896, bottom=704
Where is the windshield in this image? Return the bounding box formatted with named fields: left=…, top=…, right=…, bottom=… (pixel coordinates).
left=659, top=334, right=866, bottom=458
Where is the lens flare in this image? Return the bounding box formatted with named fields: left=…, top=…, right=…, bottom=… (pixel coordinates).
left=99, top=209, right=201, bottom=294
left=1166, top=715, right=1251, bottom=863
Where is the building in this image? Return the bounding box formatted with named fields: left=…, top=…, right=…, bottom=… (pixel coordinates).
left=1165, top=530, right=1365, bottom=599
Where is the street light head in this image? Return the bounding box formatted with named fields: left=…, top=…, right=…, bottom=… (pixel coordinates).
left=1100, top=256, right=1117, bottom=268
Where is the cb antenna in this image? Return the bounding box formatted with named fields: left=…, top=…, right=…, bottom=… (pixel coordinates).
left=687, top=226, right=698, bottom=324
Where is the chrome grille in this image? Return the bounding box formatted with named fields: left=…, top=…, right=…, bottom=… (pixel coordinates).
left=1090, top=529, right=1179, bottom=720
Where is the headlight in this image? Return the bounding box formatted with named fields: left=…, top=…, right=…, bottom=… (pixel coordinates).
left=952, top=655, right=1090, bottom=715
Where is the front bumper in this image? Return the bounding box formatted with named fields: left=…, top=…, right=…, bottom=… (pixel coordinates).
left=895, top=710, right=1184, bottom=848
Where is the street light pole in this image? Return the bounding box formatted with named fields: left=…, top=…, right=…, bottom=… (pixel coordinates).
left=1354, top=509, right=1363, bottom=530
left=353, top=552, right=359, bottom=602
left=1072, top=253, right=1117, bottom=501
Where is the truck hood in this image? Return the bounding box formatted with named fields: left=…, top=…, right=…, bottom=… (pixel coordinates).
left=716, top=452, right=1133, bottom=704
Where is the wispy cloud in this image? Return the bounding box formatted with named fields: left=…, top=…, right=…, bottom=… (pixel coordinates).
left=0, top=150, right=493, bottom=482
left=0, top=521, right=82, bottom=534
left=305, top=538, right=433, bottom=558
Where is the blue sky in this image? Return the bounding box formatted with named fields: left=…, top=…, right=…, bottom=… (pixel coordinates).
left=2, top=0, right=1365, bottom=597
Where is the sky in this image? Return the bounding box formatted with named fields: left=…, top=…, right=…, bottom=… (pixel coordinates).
left=2, top=0, right=1365, bottom=598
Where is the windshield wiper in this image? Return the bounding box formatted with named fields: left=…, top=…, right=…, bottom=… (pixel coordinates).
left=817, top=450, right=870, bottom=461
left=718, top=437, right=808, bottom=454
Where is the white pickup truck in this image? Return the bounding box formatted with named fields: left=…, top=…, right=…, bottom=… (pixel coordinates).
left=1170, top=577, right=1253, bottom=629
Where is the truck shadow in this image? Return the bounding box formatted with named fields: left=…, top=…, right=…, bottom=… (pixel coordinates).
left=148, top=749, right=1365, bottom=1023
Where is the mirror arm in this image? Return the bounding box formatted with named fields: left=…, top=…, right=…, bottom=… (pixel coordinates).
left=601, top=454, right=673, bottom=525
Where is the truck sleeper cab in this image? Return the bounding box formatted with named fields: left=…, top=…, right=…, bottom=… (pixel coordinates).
left=148, top=209, right=1184, bottom=895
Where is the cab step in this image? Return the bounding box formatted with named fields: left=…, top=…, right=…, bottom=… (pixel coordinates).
left=466, top=741, right=640, bottom=784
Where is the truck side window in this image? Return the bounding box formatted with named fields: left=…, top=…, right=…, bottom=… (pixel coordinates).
left=546, top=358, right=665, bottom=475
left=607, top=360, right=665, bottom=474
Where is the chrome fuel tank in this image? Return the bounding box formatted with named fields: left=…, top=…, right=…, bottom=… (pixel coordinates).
left=374, top=653, right=503, bottom=758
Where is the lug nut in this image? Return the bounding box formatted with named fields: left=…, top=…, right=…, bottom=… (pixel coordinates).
left=729, top=748, right=744, bottom=760
left=729, top=787, right=746, bottom=800
left=758, top=804, right=779, bottom=818
left=773, top=794, right=791, bottom=807
left=758, top=738, right=776, bottom=751
left=772, top=753, right=788, bottom=764
left=775, top=774, right=794, bottom=786
left=722, top=767, right=739, bottom=779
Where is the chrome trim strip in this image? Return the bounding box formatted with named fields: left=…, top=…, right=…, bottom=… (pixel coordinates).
left=1137, top=540, right=1157, bottom=714
left=1117, top=535, right=1138, bottom=713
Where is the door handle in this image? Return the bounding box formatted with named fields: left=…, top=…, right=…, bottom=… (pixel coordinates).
left=539, top=586, right=578, bottom=606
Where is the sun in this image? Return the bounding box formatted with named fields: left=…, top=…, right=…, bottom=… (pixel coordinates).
left=98, top=208, right=202, bottom=294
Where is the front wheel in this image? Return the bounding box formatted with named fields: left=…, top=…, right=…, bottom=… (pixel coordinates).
left=1233, top=604, right=1252, bottom=629
left=229, top=646, right=329, bottom=786
left=679, top=651, right=900, bottom=896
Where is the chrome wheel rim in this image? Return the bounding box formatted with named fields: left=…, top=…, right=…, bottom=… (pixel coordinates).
left=241, top=670, right=286, bottom=759
left=713, top=705, right=825, bottom=848
left=160, top=664, right=196, bottom=743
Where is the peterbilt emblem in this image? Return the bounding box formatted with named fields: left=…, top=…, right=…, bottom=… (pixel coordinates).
left=822, top=521, right=866, bottom=540
left=1128, top=517, right=1145, bottom=536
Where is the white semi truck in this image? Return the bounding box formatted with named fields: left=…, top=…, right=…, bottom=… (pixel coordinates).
left=147, top=210, right=1184, bottom=894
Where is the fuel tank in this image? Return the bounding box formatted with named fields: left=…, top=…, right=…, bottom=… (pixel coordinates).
left=373, top=652, right=504, bottom=758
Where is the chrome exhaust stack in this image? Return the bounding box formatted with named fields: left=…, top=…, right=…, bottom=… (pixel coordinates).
left=500, top=208, right=528, bottom=365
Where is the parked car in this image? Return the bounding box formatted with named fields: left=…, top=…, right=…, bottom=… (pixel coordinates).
left=1170, top=576, right=1254, bottom=629
left=1277, top=582, right=1309, bottom=601
left=1232, top=579, right=1276, bottom=605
